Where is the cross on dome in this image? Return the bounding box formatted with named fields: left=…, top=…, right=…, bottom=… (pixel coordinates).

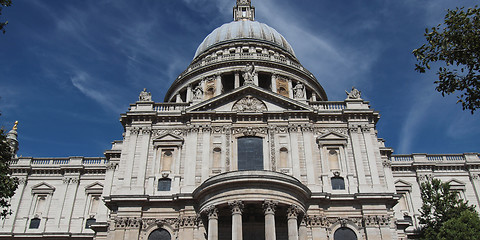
left=234, top=0, right=255, bottom=21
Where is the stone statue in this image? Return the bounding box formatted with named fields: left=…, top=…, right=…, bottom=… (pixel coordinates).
left=193, top=84, right=203, bottom=100
left=293, top=82, right=305, bottom=99
left=242, top=63, right=256, bottom=85
left=139, top=88, right=152, bottom=102
left=346, top=87, right=361, bottom=99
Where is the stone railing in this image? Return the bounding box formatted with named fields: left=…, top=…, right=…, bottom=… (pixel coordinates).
left=310, top=101, right=346, bottom=110
left=10, top=157, right=109, bottom=167
left=179, top=52, right=313, bottom=79
left=390, top=153, right=478, bottom=163
left=155, top=103, right=190, bottom=112
left=390, top=155, right=413, bottom=162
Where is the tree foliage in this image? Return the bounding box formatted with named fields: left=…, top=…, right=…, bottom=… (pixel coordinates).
left=437, top=209, right=480, bottom=240
left=0, top=0, right=12, bottom=34
left=413, top=6, right=480, bottom=113
left=418, top=178, right=478, bottom=240
left=0, top=127, right=18, bottom=219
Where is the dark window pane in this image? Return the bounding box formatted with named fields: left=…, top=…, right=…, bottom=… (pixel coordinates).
left=334, top=227, right=357, bottom=240
left=85, top=218, right=96, bottom=229
left=238, top=137, right=263, bottom=171
left=29, top=218, right=40, bottom=229
left=332, top=177, right=345, bottom=190
left=148, top=228, right=171, bottom=240
left=158, top=179, right=171, bottom=191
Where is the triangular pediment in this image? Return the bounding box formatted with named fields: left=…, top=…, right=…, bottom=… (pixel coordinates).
left=395, top=179, right=412, bottom=192
left=153, top=133, right=184, bottom=147
left=32, top=182, right=55, bottom=193
left=316, top=131, right=348, bottom=146
left=395, top=179, right=412, bottom=187
left=186, top=85, right=313, bottom=113
left=85, top=182, right=104, bottom=191
left=153, top=133, right=184, bottom=142
left=318, top=132, right=348, bottom=140
left=85, top=182, right=104, bottom=194
left=447, top=179, right=465, bottom=190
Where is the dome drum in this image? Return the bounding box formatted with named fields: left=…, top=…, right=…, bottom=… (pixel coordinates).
left=166, top=60, right=327, bottom=103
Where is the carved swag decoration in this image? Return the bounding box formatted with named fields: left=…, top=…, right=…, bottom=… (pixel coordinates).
left=232, top=96, right=267, bottom=113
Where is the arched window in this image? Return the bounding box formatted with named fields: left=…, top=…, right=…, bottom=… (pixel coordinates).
left=85, top=218, right=96, bottom=229
left=213, top=147, right=222, bottom=168
left=328, top=149, right=340, bottom=171
left=279, top=147, right=288, bottom=168
left=161, top=150, right=173, bottom=171
left=237, top=137, right=263, bottom=170
left=334, top=227, right=357, bottom=240
left=148, top=228, right=171, bottom=240
left=331, top=177, right=345, bottom=190
left=29, top=218, right=41, bottom=229
left=158, top=178, right=171, bottom=191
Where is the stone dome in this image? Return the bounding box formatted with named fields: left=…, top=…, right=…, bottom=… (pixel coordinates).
left=194, top=20, right=296, bottom=59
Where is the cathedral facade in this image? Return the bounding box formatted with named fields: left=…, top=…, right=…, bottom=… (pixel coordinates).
left=2, top=1, right=480, bottom=240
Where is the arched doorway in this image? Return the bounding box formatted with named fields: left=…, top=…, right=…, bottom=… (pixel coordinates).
left=148, top=228, right=171, bottom=240
left=334, top=227, right=357, bottom=240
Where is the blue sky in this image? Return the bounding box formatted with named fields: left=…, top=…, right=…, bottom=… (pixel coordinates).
left=0, top=0, right=479, bottom=157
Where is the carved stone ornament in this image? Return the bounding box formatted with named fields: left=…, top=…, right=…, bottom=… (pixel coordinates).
left=232, top=96, right=267, bottom=112
left=17, top=177, right=27, bottom=185
left=242, top=63, right=256, bottom=85
left=363, top=215, right=391, bottom=227
left=233, top=127, right=268, bottom=136
left=287, top=205, right=300, bottom=219
left=346, top=87, right=362, bottom=99
left=141, top=218, right=180, bottom=230
left=229, top=201, right=244, bottom=214
left=153, top=129, right=185, bottom=137
left=417, top=173, right=433, bottom=183
left=179, top=216, right=200, bottom=227
left=263, top=200, right=277, bottom=215
left=205, top=206, right=218, bottom=219
left=115, top=217, right=142, bottom=229
left=139, top=88, right=152, bottom=102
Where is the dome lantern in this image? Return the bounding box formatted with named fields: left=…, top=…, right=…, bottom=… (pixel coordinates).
left=233, top=0, right=255, bottom=21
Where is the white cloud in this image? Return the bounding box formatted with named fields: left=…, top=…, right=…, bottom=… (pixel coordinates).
left=397, top=84, right=436, bottom=154
left=70, top=71, right=123, bottom=113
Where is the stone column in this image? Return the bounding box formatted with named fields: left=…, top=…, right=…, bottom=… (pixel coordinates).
left=298, top=217, right=308, bottom=240
left=288, top=79, right=293, bottom=98
left=4, top=176, right=27, bottom=232
left=287, top=205, right=299, bottom=240
left=254, top=72, right=259, bottom=86
left=234, top=72, right=240, bottom=88
left=229, top=201, right=244, bottom=240
left=216, top=74, right=223, bottom=96
left=263, top=200, right=277, bottom=240
left=207, top=206, right=219, bottom=240
left=470, top=173, right=480, bottom=213
left=349, top=127, right=368, bottom=192
left=187, top=85, right=193, bottom=103
left=271, top=74, right=277, bottom=93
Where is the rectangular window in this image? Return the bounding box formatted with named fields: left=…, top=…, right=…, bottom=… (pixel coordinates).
left=158, top=179, right=172, bottom=191
left=238, top=137, right=263, bottom=170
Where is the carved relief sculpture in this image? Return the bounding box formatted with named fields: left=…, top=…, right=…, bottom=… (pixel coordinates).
left=232, top=96, right=267, bottom=112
